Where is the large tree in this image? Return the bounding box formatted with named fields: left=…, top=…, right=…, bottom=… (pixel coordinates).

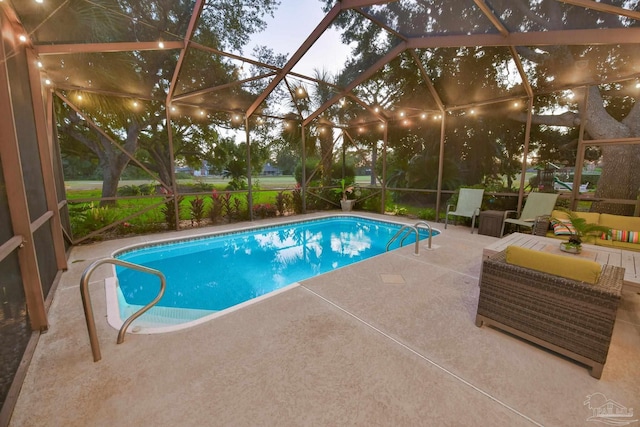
left=56, top=0, right=280, bottom=202
left=324, top=0, right=640, bottom=214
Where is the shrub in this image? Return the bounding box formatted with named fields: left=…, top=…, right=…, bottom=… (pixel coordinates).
left=161, top=195, right=183, bottom=230
left=291, top=184, right=304, bottom=214
left=189, top=196, right=206, bottom=226
left=117, top=185, right=141, bottom=196
left=70, top=202, right=118, bottom=237
left=417, top=208, right=437, bottom=221
left=253, top=203, right=277, bottom=219
left=294, top=158, right=321, bottom=185
left=275, top=190, right=292, bottom=216
left=209, top=190, right=224, bottom=223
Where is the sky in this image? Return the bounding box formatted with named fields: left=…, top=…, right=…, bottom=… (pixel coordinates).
left=246, top=0, right=353, bottom=78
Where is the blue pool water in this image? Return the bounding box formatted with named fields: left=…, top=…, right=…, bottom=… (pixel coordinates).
left=114, top=216, right=438, bottom=316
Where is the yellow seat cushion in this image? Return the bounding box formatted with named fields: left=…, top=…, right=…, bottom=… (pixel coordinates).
left=596, top=238, right=640, bottom=252
left=505, top=246, right=602, bottom=284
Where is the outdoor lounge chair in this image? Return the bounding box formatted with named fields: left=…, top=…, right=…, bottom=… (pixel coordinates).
left=475, top=249, right=623, bottom=379
left=500, top=192, right=559, bottom=237
left=445, top=188, right=484, bottom=233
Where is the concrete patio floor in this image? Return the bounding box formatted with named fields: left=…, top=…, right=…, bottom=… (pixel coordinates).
left=8, top=212, right=640, bottom=426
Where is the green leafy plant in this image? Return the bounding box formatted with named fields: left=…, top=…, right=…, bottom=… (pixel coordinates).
left=209, top=190, right=224, bottom=223
left=160, top=189, right=184, bottom=230
left=552, top=208, right=610, bottom=247
left=334, top=178, right=354, bottom=201
left=189, top=196, right=206, bottom=226
left=417, top=208, right=437, bottom=221
left=291, top=184, right=304, bottom=214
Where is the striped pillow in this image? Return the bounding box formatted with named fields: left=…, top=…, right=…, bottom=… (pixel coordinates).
left=606, top=229, right=640, bottom=243
left=551, top=219, right=575, bottom=236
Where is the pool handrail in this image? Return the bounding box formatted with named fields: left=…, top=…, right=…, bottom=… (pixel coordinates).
left=386, top=221, right=433, bottom=255
left=414, top=221, right=433, bottom=250
left=80, top=258, right=166, bottom=362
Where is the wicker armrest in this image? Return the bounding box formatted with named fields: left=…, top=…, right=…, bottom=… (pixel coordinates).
left=533, top=215, right=551, bottom=236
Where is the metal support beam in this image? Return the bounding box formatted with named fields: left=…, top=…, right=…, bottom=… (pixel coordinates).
left=246, top=3, right=341, bottom=118
left=0, top=32, right=47, bottom=331
left=517, top=98, right=535, bottom=214
left=381, top=124, right=388, bottom=214
left=301, top=123, right=307, bottom=214
left=573, top=86, right=590, bottom=210
left=435, top=115, right=446, bottom=222
left=245, top=117, right=254, bottom=221
left=407, top=28, right=640, bottom=49
left=27, top=50, right=67, bottom=271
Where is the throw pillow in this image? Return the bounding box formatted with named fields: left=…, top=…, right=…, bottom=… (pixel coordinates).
left=551, top=219, right=575, bottom=236
left=606, top=229, right=640, bottom=243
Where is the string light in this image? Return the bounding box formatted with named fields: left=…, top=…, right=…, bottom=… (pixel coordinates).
left=420, top=113, right=427, bottom=119
left=19, top=35, right=28, bottom=43
left=158, top=40, right=165, bottom=49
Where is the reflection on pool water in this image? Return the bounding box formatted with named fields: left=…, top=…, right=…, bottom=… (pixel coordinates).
left=110, top=215, right=439, bottom=330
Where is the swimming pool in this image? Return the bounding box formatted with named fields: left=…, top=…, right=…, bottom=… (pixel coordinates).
left=107, top=215, right=439, bottom=332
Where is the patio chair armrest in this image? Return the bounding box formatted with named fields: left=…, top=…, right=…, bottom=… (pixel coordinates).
left=503, top=210, right=517, bottom=220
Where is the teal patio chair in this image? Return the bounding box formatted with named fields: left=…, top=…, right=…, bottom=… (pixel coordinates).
left=500, top=192, right=559, bottom=237
left=445, top=188, right=484, bottom=233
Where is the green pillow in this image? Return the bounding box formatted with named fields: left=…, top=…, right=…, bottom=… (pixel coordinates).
left=505, top=246, right=602, bottom=284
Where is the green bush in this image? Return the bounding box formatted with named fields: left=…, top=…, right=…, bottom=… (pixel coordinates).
left=294, top=158, right=321, bottom=185
left=70, top=202, right=118, bottom=238
left=417, top=208, right=437, bottom=221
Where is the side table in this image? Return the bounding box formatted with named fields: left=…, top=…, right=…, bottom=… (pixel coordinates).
left=478, top=210, right=504, bottom=237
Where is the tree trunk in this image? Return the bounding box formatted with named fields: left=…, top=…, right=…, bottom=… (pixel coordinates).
left=582, top=86, right=640, bottom=215
left=319, top=131, right=333, bottom=185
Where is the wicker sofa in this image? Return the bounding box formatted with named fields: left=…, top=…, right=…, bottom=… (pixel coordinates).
left=535, top=209, right=640, bottom=252
left=475, top=249, right=624, bottom=379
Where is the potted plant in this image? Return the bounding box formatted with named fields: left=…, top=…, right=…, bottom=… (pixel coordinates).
left=552, top=209, right=610, bottom=254
left=335, top=179, right=355, bottom=211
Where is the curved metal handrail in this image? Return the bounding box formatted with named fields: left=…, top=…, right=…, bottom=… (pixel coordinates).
left=386, top=221, right=434, bottom=255
left=80, top=258, right=166, bottom=362
left=386, top=225, right=419, bottom=255
left=414, top=221, right=433, bottom=250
